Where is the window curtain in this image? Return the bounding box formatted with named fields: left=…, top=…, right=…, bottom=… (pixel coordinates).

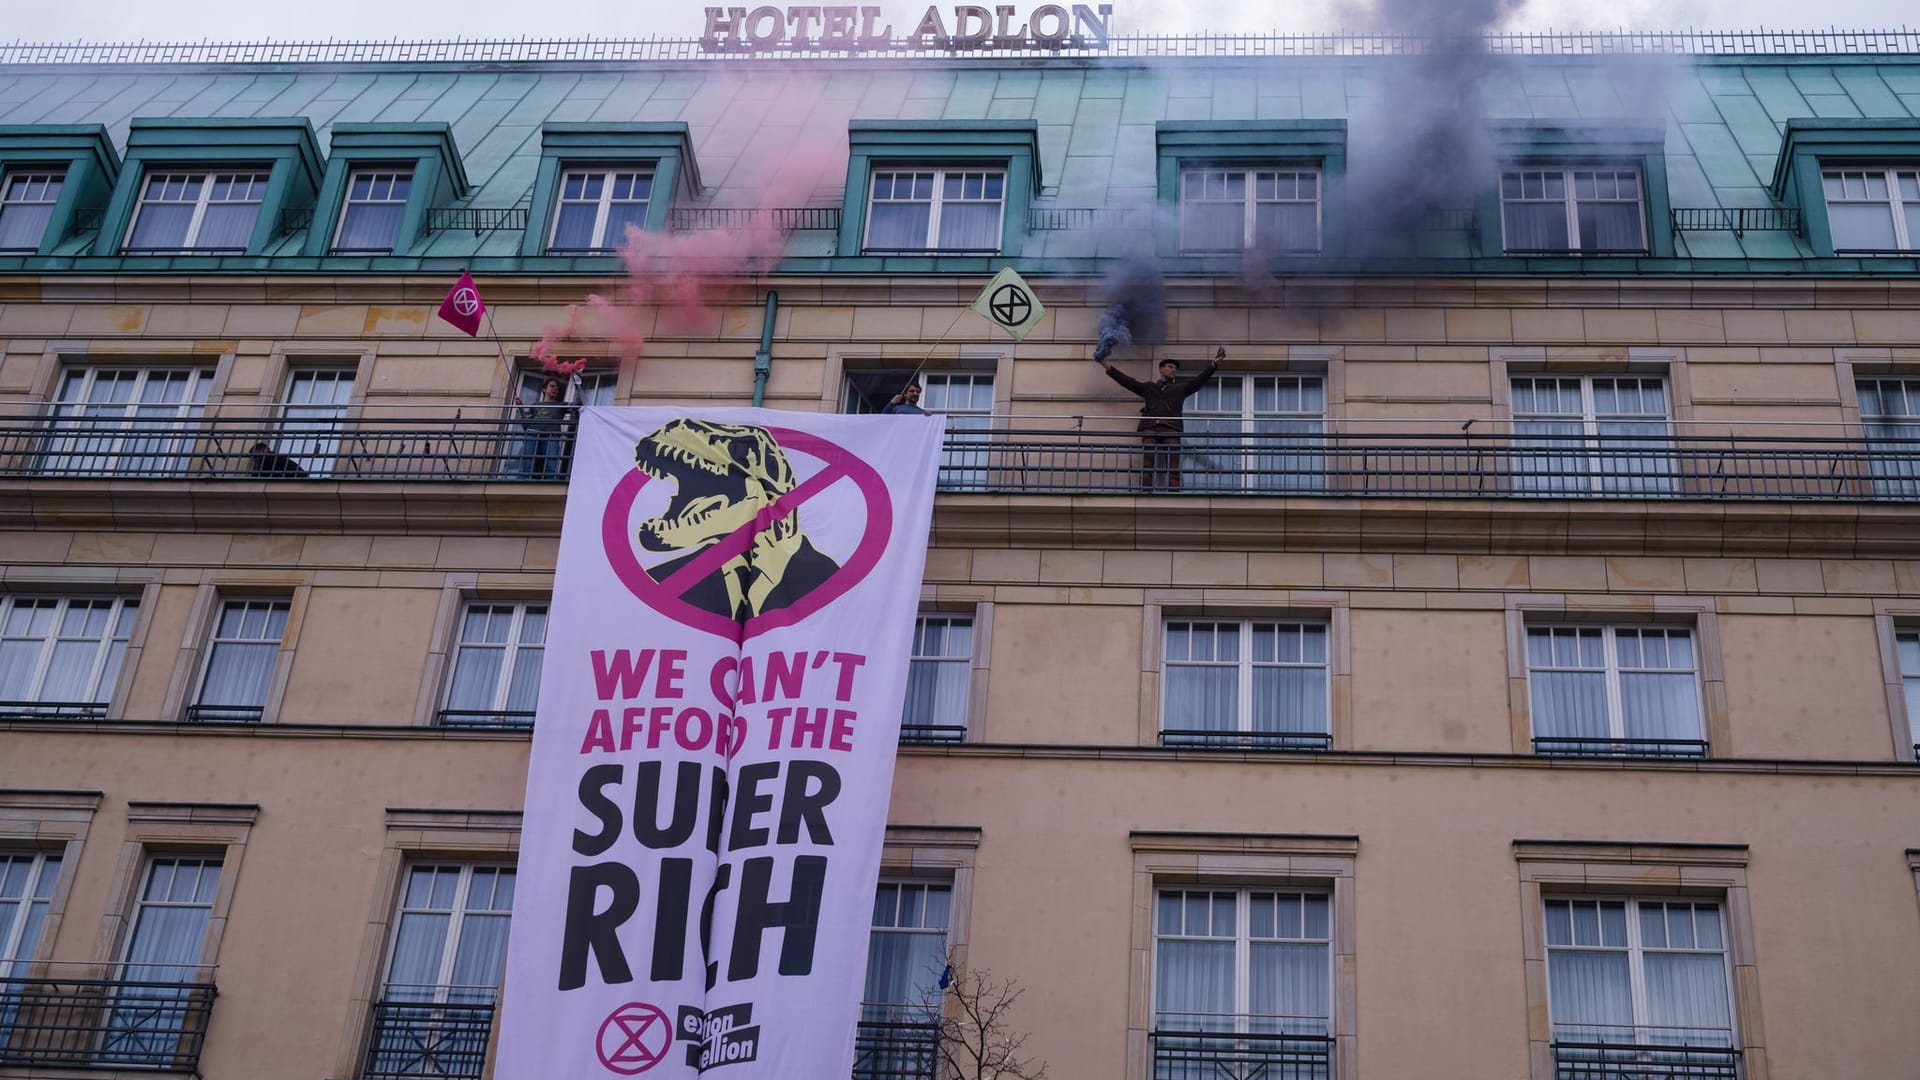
left=1618, top=669, right=1699, bottom=741
left=445, top=647, right=504, bottom=713
left=194, top=202, right=259, bottom=251
left=336, top=202, right=404, bottom=251
left=1641, top=953, right=1733, bottom=1045
left=1860, top=382, right=1920, bottom=498
left=385, top=909, right=451, bottom=1002
left=1250, top=667, right=1326, bottom=735
left=1254, top=202, right=1318, bottom=252
left=1527, top=630, right=1607, bottom=741
left=1576, top=202, right=1642, bottom=251
left=128, top=203, right=194, bottom=249
left=1547, top=949, right=1634, bottom=1041
left=1503, top=202, right=1567, bottom=250
left=1828, top=202, right=1896, bottom=250
left=936, top=202, right=999, bottom=251
left=447, top=912, right=511, bottom=1005
left=199, top=640, right=278, bottom=715
left=1165, top=665, right=1236, bottom=732
left=551, top=202, right=600, bottom=250
left=1154, top=939, right=1234, bottom=1032
left=861, top=929, right=947, bottom=1020
left=904, top=658, right=969, bottom=732
left=0, top=202, right=52, bottom=250
left=105, top=864, right=218, bottom=1065
left=1182, top=202, right=1243, bottom=251
left=1248, top=942, right=1330, bottom=1035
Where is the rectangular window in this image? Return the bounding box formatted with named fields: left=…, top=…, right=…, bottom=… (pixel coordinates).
left=42, top=366, right=214, bottom=477
left=1823, top=167, right=1920, bottom=252
left=0, top=852, right=62, bottom=975
left=1898, top=632, right=1920, bottom=760
left=1501, top=167, right=1646, bottom=254
left=1183, top=375, right=1327, bottom=493
left=1545, top=898, right=1737, bottom=1073
left=1153, top=888, right=1332, bottom=1077
left=188, top=600, right=289, bottom=722
left=364, top=864, right=514, bottom=1080
left=1179, top=168, right=1320, bottom=253
left=855, top=881, right=949, bottom=1080
left=271, top=369, right=356, bottom=477
left=1526, top=626, right=1704, bottom=757
left=0, top=596, right=138, bottom=718
left=125, top=170, right=268, bottom=253
left=333, top=168, right=413, bottom=253
left=864, top=169, right=1005, bottom=254
left=902, top=616, right=971, bottom=743
left=0, top=169, right=63, bottom=252
left=103, top=856, right=221, bottom=1066
left=924, top=373, right=994, bottom=490
left=1162, top=621, right=1330, bottom=750
left=1511, top=375, right=1671, bottom=495
left=1856, top=378, right=1920, bottom=498
left=548, top=169, right=652, bottom=253
left=439, top=602, right=547, bottom=729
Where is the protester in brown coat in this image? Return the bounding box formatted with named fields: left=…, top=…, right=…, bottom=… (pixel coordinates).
left=1099, top=346, right=1225, bottom=489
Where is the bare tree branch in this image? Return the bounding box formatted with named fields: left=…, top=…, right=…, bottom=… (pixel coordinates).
left=917, top=949, right=1048, bottom=1080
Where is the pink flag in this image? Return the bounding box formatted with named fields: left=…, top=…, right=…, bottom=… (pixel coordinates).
left=436, top=271, right=486, bottom=336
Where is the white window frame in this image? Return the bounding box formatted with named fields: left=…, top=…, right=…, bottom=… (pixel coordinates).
left=0, top=595, right=139, bottom=716
left=438, top=601, right=548, bottom=728
left=1542, top=896, right=1738, bottom=1054
left=0, top=168, right=64, bottom=252
left=0, top=850, right=63, bottom=974
left=1855, top=377, right=1920, bottom=498
left=1178, top=167, right=1322, bottom=254
left=1499, top=166, right=1647, bottom=254
left=1160, top=620, right=1331, bottom=749
left=1822, top=165, right=1920, bottom=252
left=377, top=862, right=516, bottom=1006
left=42, top=366, right=215, bottom=478
left=918, top=372, right=995, bottom=491
left=863, top=879, right=952, bottom=1016
left=546, top=167, right=653, bottom=253
left=902, top=615, right=972, bottom=743
left=123, top=169, right=270, bottom=253
left=862, top=167, right=1007, bottom=254
left=1151, top=886, right=1335, bottom=1038
left=331, top=166, right=413, bottom=253
left=187, top=599, right=289, bottom=722
left=1896, top=630, right=1920, bottom=760
left=1510, top=374, right=1672, bottom=495
left=275, top=368, right=357, bottom=476
left=1182, top=374, right=1328, bottom=493
left=1524, top=624, right=1705, bottom=756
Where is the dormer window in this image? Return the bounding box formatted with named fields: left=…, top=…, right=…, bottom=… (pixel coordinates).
left=547, top=169, right=652, bottom=254
left=332, top=168, right=413, bottom=254
left=1179, top=167, right=1320, bottom=254
left=863, top=168, right=1005, bottom=255
left=125, top=170, right=268, bottom=254
left=1500, top=167, right=1646, bottom=254
left=0, top=169, right=63, bottom=253
left=1823, top=167, right=1920, bottom=252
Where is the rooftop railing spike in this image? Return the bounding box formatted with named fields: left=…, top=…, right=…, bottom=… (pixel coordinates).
left=0, top=30, right=1918, bottom=65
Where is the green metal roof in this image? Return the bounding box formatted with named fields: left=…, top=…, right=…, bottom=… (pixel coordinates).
left=1, top=52, right=1919, bottom=272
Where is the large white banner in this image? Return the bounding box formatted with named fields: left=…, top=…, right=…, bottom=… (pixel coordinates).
left=498, top=407, right=946, bottom=1078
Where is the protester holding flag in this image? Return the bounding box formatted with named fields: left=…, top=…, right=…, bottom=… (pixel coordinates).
left=882, top=380, right=928, bottom=416
left=515, top=376, right=575, bottom=478
left=1100, top=345, right=1226, bottom=490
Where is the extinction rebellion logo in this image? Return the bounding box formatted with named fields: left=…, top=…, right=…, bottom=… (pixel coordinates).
left=680, top=1003, right=762, bottom=1070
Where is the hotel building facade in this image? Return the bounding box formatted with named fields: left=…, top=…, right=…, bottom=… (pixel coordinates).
left=2, top=29, right=1920, bottom=1080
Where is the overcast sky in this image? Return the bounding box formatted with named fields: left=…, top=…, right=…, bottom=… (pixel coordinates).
left=6, top=0, right=1914, bottom=42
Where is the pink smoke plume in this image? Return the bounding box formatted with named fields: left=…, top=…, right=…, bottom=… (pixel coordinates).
left=533, top=109, right=850, bottom=375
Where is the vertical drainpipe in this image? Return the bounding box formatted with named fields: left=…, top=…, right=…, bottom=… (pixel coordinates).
left=751, top=290, right=778, bottom=408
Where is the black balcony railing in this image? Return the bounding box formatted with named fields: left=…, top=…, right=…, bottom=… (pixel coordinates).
left=436, top=709, right=536, bottom=730
left=1552, top=1042, right=1742, bottom=1079
left=183, top=703, right=265, bottom=723
left=0, top=966, right=217, bottom=1074
left=852, top=1018, right=939, bottom=1080
left=9, top=412, right=1920, bottom=504
left=0, top=699, right=108, bottom=721
left=898, top=722, right=966, bottom=744
left=1151, top=1027, right=1334, bottom=1080
left=1162, top=729, right=1333, bottom=751
left=1533, top=737, right=1709, bottom=759
left=362, top=998, right=496, bottom=1080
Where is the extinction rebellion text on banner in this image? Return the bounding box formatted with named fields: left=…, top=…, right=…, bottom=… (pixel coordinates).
left=496, top=409, right=945, bottom=1079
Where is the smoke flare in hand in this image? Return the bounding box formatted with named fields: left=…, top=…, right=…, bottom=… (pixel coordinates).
left=1092, top=256, right=1166, bottom=363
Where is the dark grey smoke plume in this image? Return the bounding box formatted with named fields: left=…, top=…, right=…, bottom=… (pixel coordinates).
left=1092, top=256, right=1168, bottom=362
left=1343, top=0, right=1524, bottom=250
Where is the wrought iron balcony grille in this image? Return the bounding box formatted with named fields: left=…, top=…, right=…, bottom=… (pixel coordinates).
left=0, top=699, right=109, bottom=721
left=5, top=410, right=1920, bottom=504
left=897, top=722, right=967, bottom=744
left=361, top=997, right=496, bottom=1080
left=1532, top=737, right=1710, bottom=759
left=1551, top=1042, right=1742, bottom=1079
left=851, top=1018, right=939, bottom=1080
left=1150, top=1027, right=1335, bottom=1080
left=0, top=964, right=217, bottom=1075
left=425, top=206, right=530, bottom=235
left=1162, top=729, right=1334, bottom=751
left=435, top=709, right=537, bottom=730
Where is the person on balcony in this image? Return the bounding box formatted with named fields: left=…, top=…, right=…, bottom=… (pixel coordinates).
left=248, top=441, right=307, bottom=478
left=515, top=376, right=574, bottom=479
left=1099, top=346, right=1225, bottom=489
left=883, top=380, right=929, bottom=416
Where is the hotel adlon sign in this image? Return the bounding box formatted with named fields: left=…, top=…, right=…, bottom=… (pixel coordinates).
left=701, top=4, right=1116, bottom=51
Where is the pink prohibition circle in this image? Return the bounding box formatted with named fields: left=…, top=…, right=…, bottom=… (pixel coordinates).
left=600, top=425, right=895, bottom=643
